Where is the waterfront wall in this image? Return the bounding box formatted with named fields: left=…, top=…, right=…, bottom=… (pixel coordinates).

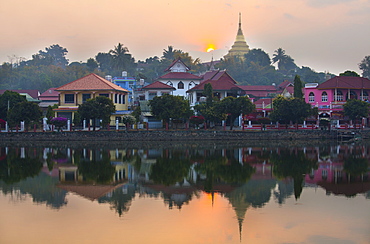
left=0, top=129, right=354, bottom=142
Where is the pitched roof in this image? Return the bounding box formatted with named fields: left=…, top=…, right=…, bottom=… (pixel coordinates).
left=142, top=81, right=176, bottom=90
left=317, top=76, right=370, bottom=89
left=39, top=88, right=59, bottom=101
left=238, top=85, right=277, bottom=91
left=158, top=72, right=201, bottom=80
left=0, top=89, right=40, bottom=99
left=188, top=79, right=240, bottom=92
left=164, top=57, right=190, bottom=72
left=55, top=73, right=129, bottom=92
left=200, top=70, right=237, bottom=84
left=278, top=80, right=293, bottom=89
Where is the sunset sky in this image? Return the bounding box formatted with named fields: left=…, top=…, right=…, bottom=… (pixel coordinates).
left=1, top=0, right=369, bottom=75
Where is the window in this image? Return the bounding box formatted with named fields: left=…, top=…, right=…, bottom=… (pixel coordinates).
left=82, top=94, right=91, bottom=103
left=309, top=92, right=315, bottom=103
left=347, top=91, right=357, bottom=100
left=321, top=91, right=328, bottom=102
left=335, top=90, right=343, bottom=101
left=99, top=93, right=109, bottom=97
left=65, top=94, right=74, bottom=104
left=122, top=95, right=125, bottom=104
left=178, top=81, right=184, bottom=89
left=361, top=91, right=368, bottom=101
left=166, top=81, right=173, bottom=87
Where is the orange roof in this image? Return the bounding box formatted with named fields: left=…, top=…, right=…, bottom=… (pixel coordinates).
left=56, top=73, right=129, bottom=93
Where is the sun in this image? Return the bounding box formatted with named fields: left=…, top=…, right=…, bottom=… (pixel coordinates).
left=206, top=44, right=215, bottom=52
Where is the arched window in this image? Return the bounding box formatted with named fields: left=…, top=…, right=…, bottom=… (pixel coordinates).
left=309, top=92, right=315, bottom=103
left=346, top=91, right=357, bottom=100
left=166, top=81, right=173, bottom=87
left=335, top=90, right=343, bottom=101
left=321, top=91, right=328, bottom=102
left=178, top=81, right=184, bottom=89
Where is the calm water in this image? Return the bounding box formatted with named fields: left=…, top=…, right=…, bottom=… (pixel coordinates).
left=0, top=142, right=369, bottom=244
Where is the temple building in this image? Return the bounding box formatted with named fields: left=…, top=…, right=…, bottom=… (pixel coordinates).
left=224, top=13, right=250, bottom=60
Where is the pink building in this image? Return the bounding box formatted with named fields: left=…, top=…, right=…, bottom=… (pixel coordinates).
left=304, top=76, right=370, bottom=127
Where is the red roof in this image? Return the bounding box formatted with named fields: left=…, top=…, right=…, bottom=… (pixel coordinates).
left=39, top=88, right=59, bottom=101
left=142, top=81, right=176, bottom=90
left=0, top=89, right=40, bottom=99
left=278, top=80, right=293, bottom=89
left=164, top=57, right=190, bottom=72
left=317, top=76, right=370, bottom=89
left=158, top=72, right=201, bottom=80
left=188, top=79, right=240, bottom=91
left=55, top=73, right=129, bottom=92
left=200, top=70, right=237, bottom=84
left=238, top=85, right=277, bottom=91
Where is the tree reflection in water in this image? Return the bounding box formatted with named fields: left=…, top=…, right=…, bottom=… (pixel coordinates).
left=0, top=143, right=369, bottom=216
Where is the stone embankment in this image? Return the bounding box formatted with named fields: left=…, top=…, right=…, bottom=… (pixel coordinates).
left=1, top=129, right=365, bottom=142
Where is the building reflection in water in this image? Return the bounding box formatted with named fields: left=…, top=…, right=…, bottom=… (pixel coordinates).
left=0, top=144, right=369, bottom=222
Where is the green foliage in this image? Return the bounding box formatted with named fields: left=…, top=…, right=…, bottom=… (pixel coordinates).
left=203, top=83, right=214, bottom=106
left=77, top=151, right=115, bottom=184
left=343, top=99, right=369, bottom=123
left=293, top=75, right=304, bottom=99
left=0, top=148, right=43, bottom=184
left=150, top=155, right=191, bottom=186
left=149, top=94, right=193, bottom=124
left=272, top=48, right=297, bottom=73
left=359, top=55, right=370, bottom=79
left=122, top=115, right=136, bottom=130
left=269, top=96, right=313, bottom=124
left=339, top=70, right=360, bottom=77
left=0, top=90, right=27, bottom=120
left=7, top=101, right=42, bottom=128
left=78, top=96, right=116, bottom=129
left=270, top=148, right=317, bottom=199
left=131, top=106, right=142, bottom=123
left=216, top=96, right=255, bottom=129
left=45, top=104, right=58, bottom=119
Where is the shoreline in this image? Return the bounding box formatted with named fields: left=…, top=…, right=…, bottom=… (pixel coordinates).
left=0, top=130, right=367, bottom=147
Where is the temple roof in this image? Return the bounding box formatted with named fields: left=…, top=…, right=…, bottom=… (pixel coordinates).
left=224, top=13, right=250, bottom=59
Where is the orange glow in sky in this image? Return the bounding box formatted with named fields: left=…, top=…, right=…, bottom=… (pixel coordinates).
left=1, top=0, right=369, bottom=74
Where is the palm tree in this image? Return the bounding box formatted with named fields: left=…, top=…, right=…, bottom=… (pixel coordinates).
left=109, top=43, right=132, bottom=73
left=272, top=48, right=297, bottom=72
left=162, top=46, right=176, bottom=60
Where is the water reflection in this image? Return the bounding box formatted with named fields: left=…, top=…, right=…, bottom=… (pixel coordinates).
left=0, top=144, right=369, bottom=215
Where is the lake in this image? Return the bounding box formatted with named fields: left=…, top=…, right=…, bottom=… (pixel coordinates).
left=0, top=141, right=369, bottom=244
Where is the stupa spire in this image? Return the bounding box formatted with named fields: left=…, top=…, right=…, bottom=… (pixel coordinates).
left=224, top=13, right=250, bottom=60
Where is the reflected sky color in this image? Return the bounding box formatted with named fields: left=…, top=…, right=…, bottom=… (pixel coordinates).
left=0, top=143, right=369, bottom=244
left=1, top=187, right=369, bottom=243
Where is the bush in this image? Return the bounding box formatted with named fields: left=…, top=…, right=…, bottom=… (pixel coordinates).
left=50, top=117, right=68, bottom=131
left=189, top=115, right=205, bottom=127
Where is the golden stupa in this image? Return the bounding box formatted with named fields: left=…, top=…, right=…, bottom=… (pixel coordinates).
left=224, top=13, right=250, bottom=60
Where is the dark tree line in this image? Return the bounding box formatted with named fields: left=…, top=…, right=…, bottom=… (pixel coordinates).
left=1, top=43, right=368, bottom=93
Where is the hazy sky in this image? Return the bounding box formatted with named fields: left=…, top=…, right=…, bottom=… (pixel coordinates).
left=1, top=0, right=369, bottom=75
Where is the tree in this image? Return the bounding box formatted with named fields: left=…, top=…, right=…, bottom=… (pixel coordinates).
left=149, top=94, right=193, bottom=127
left=343, top=99, right=369, bottom=128
left=86, top=58, right=98, bottom=72
left=244, top=48, right=271, bottom=67
left=0, top=90, right=27, bottom=120
left=272, top=48, right=297, bottom=73
left=359, top=55, right=370, bottom=78
left=216, top=96, right=255, bottom=130
left=77, top=96, right=116, bottom=130
left=7, top=101, right=42, bottom=129
left=122, top=114, right=136, bottom=130
left=109, top=43, right=135, bottom=75
left=339, top=70, right=360, bottom=77
left=293, top=75, right=304, bottom=99
left=269, top=96, right=313, bottom=125
left=38, top=44, right=69, bottom=68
